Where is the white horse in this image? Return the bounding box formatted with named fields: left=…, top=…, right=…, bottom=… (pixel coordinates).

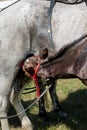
left=0, top=0, right=87, bottom=130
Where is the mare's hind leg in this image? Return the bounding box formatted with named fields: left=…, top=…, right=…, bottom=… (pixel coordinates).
left=49, top=80, right=68, bottom=118
left=10, top=69, right=33, bottom=130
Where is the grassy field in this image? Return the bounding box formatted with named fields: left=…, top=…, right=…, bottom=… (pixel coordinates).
left=6, top=79, right=87, bottom=130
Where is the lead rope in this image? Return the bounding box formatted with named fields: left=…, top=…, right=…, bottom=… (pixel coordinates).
left=0, top=84, right=51, bottom=119
left=48, top=0, right=56, bottom=49
left=0, top=0, right=21, bottom=12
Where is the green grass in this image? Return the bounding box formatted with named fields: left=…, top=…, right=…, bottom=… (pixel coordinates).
left=8, top=79, right=87, bottom=130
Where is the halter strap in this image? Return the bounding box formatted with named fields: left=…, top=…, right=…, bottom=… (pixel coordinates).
left=30, top=63, right=41, bottom=98
left=21, top=63, right=41, bottom=98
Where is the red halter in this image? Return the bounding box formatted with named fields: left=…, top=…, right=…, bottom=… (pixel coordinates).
left=20, top=63, right=41, bottom=98
left=30, top=63, right=41, bottom=98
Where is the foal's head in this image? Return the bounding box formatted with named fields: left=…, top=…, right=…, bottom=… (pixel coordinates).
left=23, top=48, right=48, bottom=77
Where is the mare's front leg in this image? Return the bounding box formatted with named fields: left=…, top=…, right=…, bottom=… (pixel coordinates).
left=0, top=94, right=9, bottom=130
left=10, top=68, right=33, bottom=130
left=49, top=80, right=68, bottom=118
left=0, top=77, right=11, bottom=130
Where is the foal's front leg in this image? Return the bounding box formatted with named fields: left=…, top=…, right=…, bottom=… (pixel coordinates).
left=49, top=80, right=68, bottom=118
left=39, top=86, right=48, bottom=121
left=39, top=80, right=67, bottom=121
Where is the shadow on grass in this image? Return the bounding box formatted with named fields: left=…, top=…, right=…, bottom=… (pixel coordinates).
left=8, top=88, right=87, bottom=130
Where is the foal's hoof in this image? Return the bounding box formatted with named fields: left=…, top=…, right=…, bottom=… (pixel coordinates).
left=54, top=109, right=68, bottom=118
left=58, top=110, right=68, bottom=118
left=39, top=112, right=49, bottom=122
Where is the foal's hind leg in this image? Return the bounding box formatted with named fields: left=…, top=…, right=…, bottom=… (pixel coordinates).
left=49, top=80, right=68, bottom=118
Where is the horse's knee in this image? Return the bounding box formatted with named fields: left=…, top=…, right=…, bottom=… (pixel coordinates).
left=0, top=96, right=4, bottom=112
left=10, top=87, right=33, bottom=129
left=0, top=95, right=9, bottom=130
left=0, top=95, right=9, bottom=113
left=49, top=81, right=61, bottom=110
left=22, top=116, right=33, bottom=130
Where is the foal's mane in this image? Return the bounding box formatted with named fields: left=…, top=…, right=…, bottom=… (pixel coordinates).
left=43, top=34, right=87, bottom=64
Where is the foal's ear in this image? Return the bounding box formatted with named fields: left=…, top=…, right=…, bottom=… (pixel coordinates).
left=40, top=48, right=48, bottom=59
